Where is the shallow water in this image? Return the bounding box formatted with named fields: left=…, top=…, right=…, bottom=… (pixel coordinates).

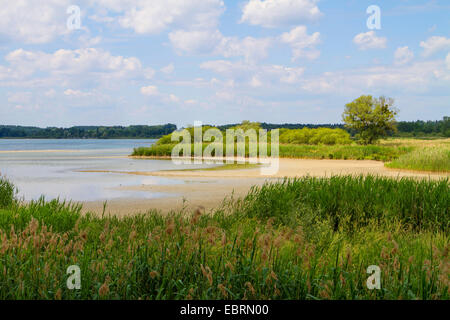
left=0, top=139, right=216, bottom=201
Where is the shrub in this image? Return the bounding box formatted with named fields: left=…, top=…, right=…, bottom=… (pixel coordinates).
left=0, top=177, right=17, bottom=209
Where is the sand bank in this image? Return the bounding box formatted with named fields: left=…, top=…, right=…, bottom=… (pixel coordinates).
left=81, top=158, right=448, bottom=216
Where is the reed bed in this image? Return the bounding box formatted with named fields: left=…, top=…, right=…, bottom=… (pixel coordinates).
left=386, top=147, right=450, bottom=172
left=0, top=176, right=448, bottom=300
left=132, top=144, right=411, bottom=162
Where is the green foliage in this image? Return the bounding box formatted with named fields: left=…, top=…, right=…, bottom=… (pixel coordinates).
left=0, top=177, right=17, bottom=209
left=157, top=125, right=221, bottom=145
left=229, top=120, right=262, bottom=131
left=133, top=142, right=412, bottom=162
left=386, top=146, right=450, bottom=172
left=237, top=175, right=449, bottom=232
left=395, top=117, right=450, bottom=138
left=0, top=124, right=177, bottom=139
left=343, top=95, right=398, bottom=144
left=279, top=128, right=352, bottom=145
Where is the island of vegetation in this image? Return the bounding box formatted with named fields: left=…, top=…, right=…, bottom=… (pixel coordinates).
left=133, top=95, right=450, bottom=173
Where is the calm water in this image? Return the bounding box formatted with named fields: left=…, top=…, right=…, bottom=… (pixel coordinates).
left=0, top=139, right=215, bottom=201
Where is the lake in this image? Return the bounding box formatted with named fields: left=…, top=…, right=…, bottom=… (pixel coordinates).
left=0, top=139, right=215, bottom=202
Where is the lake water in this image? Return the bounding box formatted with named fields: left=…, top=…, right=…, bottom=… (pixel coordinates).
left=0, top=139, right=215, bottom=202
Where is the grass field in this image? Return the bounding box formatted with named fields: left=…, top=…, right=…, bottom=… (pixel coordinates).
left=0, top=175, right=448, bottom=300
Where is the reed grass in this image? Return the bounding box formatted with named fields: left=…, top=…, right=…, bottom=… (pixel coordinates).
left=386, top=146, right=450, bottom=172
left=0, top=175, right=448, bottom=300
left=132, top=143, right=412, bottom=162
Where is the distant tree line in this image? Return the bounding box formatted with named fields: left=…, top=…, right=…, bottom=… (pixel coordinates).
left=1, top=117, right=448, bottom=139
left=395, top=117, right=449, bottom=137
left=217, top=117, right=449, bottom=138
left=0, top=124, right=177, bottom=139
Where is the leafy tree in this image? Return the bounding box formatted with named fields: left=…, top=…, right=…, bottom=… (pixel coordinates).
left=342, top=95, right=398, bottom=144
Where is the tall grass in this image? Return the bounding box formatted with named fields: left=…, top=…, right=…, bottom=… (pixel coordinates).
left=235, top=175, right=449, bottom=232
left=132, top=143, right=412, bottom=162
left=386, top=147, right=450, bottom=172
left=0, top=177, right=17, bottom=209
left=0, top=176, right=448, bottom=300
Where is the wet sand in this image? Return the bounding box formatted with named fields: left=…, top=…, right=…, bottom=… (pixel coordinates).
left=82, top=158, right=449, bottom=216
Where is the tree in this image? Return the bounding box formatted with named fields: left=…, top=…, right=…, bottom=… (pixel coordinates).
left=342, top=95, right=398, bottom=144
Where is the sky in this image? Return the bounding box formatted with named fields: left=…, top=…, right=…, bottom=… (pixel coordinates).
left=0, top=0, right=449, bottom=128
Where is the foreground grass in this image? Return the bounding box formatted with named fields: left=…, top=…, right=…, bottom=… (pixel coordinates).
left=0, top=175, right=448, bottom=300
left=386, top=147, right=450, bottom=173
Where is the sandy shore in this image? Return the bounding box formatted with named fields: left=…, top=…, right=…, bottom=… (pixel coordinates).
left=82, top=158, right=448, bottom=216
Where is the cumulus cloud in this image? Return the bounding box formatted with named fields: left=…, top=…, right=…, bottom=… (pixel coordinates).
left=280, top=26, right=320, bottom=61
left=0, top=0, right=71, bottom=44
left=200, top=60, right=304, bottom=86
left=169, top=30, right=223, bottom=54
left=169, top=29, right=273, bottom=62
left=300, top=60, right=450, bottom=95
left=140, top=85, right=159, bottom=96
left=420, top=36, right=450, bottom=57
left=161, top=63, right=175, bottom=75
left=240, top=0, right=321, bottom=28
left=0, top=48, right=144, bottom=87
left=353, top=31, right=387, bottom=50
left=96, top=0, right=225, bottom=34
left=394, top=46, right=414, bottom=65
left=64, top=89, right=94, bottom=97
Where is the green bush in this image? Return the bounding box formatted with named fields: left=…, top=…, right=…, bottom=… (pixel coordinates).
left=279, top=128, right=352, bottom=145
left=0, top=177, right=17, bottom=209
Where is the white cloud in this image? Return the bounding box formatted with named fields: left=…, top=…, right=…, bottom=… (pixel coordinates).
left=240, top=0, right=321, bottom=28
left=200, top=60, right=304, bottom=86
left=98, top=0, right=225, bottom=34
left=44, top=89, right=57, bottom=97
left=0, top=1, right=71, bottom=44
left=0, top=48, right=144, bottom=87
left=394, top=46, right=414, bottom=65
left=140, top=85, right=182, bottom=105
left=250, top=76, right=263, bottom=88
left=169, top=30, right=223, bottom=54
left=216, top=36, right=273, bottom=61
left=446, top=53, right=450, bottom=70
left=300, top=60, right=450, bottom=95
left=64, top=89, right=94, bottom=97
left=353, top=31, right=387, bottom=50
left=420, top=36, right=450, bottom=57
left=161, top=63, right=175, bottom=74
left=140, top=86, right=159, bottom=96
left=169, top=29, right=272, bottom=62
left=280, top=26, right=320, bottom=61
left=168, top=94, right=180, bottom=103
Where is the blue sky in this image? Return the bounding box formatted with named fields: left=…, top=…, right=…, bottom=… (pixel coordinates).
left=0, top=0, right=449, bottom=128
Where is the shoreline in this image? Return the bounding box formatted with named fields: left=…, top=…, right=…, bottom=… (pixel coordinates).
left=80, top=158, right=449, bottom=215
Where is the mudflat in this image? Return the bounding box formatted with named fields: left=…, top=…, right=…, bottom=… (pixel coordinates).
left=82, top=158, right=449, bottom=216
